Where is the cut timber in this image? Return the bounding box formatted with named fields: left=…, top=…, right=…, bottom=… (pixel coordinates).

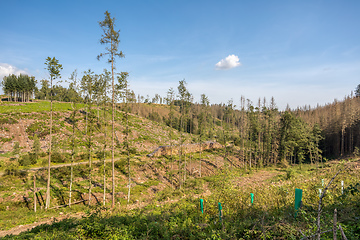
left=147, top=141, right=223, bottom=157
left=48, top=200, right=87, bottom=210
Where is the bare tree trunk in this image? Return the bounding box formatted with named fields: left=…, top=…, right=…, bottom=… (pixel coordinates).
left=69, top=110, right=75, bottom=207
left=184, top=154, right=187, bottom=184
left=199, top=141, right=202, bottom=178
left=317, top=168, right=344, bottom=240
left=249, top=150, right=252, bottom=169
left=111, top=46, right=115, bottom=208
left=179, top=101, right=184, bottom=190
left=333, top=208, right=337, bottom=240
left=45, top=77, right=53, bottom=210
left=34, top=175, right=36, bottom=212
left=339, top=225, right=348, bottom=240
left=341, top=127, right=345, bottom=156
left=88, top=117, right=92, bottom=206
left=126, top=85, right=131, bottom=204
left=103, top=104, right=107, bottom=206
left=169, top=116, right=173, bottom=188
left=127, top=149, right=131, bottom=204
left=169, top=118, right=173, bottom=187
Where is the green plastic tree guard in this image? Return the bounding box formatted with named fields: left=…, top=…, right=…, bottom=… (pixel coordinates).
left=250, top=193, right=254, bottom=204
left=218, top=202, right=222, bottom=221
left=294, top=188, right=303, bottom=218
left=200, top=199, right=204, bottom=214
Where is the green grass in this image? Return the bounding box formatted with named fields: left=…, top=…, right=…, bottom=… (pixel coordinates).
left=0, top=203, right=88, bottom=232
left=0, top=101, right=84, bottom=113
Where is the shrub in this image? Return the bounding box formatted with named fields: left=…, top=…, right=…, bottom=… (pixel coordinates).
left=18, top=153, right=37, bottom=166
left=148, top=111, right=162, bottom=123
left=5, top=161, right=20, bottom=176
left=26, top=121, right=50, bottom=139
left=12, top=141, right=20, bottom=155
left=52, top=151, right=67, bottom=163
left=39, top=151, right=47, bottom=157
left=0, top=137, right=13, bottom=143
left=0, top=117, right=18, bottom=124
left=353, top=146, right=359, bottom=157
left=114, top=159, right=126, bottom=174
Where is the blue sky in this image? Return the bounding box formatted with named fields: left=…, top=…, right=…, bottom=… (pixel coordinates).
left=1, top=0, right=360, bottom=110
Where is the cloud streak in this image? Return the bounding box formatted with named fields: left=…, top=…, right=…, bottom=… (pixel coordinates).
left=0, top=63, right=27, bottom=80
left=215, top=54, right=242, bottom=70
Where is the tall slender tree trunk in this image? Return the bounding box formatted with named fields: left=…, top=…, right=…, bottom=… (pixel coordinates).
left=242, top=139, right=246, bottom=170
left=88, top=111, right=92, bottom=206
left=33, top=175, right=36, bottom=212
left=341, top=127, right=345, bottom=156
left=103, top=104, right=107, bottom=206
left=199, top=140, right=202, bottom=178
left=179, top=104, right=183, bottom=190
left=45, top=77, right=53, bottom=210
left=169, top=114, right=173, bottom=187
left=69, top=109, right=75, bottom=207
left=126, top=85, right=131, bottom=204
left=169, top=111, right=173, bottom=187
left=249, top=143, right=252, bottom=169
left=350, top=127, right=353, bottom=154
left=189, top=121, right=192, bottom=177
left=111, top=46, right=115, bottom=208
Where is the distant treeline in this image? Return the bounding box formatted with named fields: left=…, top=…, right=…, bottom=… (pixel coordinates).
left=1, top=74, right=37, bottom=102
left=121, top=96, right=323, bottom=167
left=36, top=79, right=81, bottom=102
left=120, top=83, right=360, bottom=161
left=1, top=74, right=82, bottom=102
left=296, top=94, right=360, bottom=158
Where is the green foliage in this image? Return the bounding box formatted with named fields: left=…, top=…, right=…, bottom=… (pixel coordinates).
left=45, top=57, right=62, bottom=82
left=12, top=141, right=20, bottom=155
left=18, top=153, right=37, bottom=166
left=0, top=163, right=359, bottom=239
left=51, top=151, right=68, bottom=163
left=26, top=121, right=49, bottom=139
left=114, top=159, right=127, bottom=174
left=36, top=83, right=81, bottom=102
left=0, top=136, right=13, bottom=143
left=32, top=134, right=41, bottom=158
left=279, top=111, right=322, bottom=164
left=353, top=146, right=359, bottom=157
left=4, top=161, right=20, bottom=176
left=1, top=74, right=37, bottom=102
left=285, top=168, right=294, bottom=180
left=148, top=111, right=162, bottom=123
left=0, top=116, right=18, bottom=124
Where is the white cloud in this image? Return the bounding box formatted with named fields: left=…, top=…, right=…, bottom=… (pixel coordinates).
left=0, top=63, right=27, bottom=80
left=215, top=54, right=242, bottom=70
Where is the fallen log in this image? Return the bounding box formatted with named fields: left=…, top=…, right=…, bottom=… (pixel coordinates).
left=48, top=199, right=87, bottom=210
left=147, top=141, right=222, bottom=157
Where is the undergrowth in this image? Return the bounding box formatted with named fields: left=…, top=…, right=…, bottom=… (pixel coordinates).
left=1, top=161, right=359, bottom=239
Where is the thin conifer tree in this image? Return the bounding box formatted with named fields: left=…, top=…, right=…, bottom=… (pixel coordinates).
left=68, top=70, right=79, bottom=207
left=98, top=11, right=124, bottom=208
left=44, top=57, right=62, bottom=210
left=166, top=88, right=175, bottom=187
left=199, top=94, right=210, bottom=177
